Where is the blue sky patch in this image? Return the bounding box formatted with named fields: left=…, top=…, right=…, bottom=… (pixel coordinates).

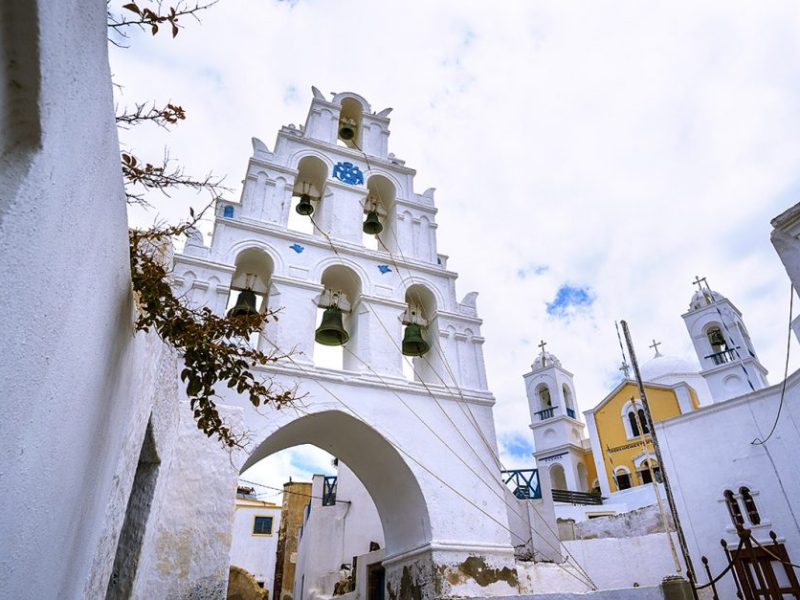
left=546, top=285, right=594, bottom=318
left=502, top=433, right=534, bottom=458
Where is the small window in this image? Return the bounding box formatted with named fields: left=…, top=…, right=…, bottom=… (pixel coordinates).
left=638, top=409, right=650, bottom=434
left=740, top=487, right=761, bottom=525
left=253, top=515, right=273, bottom=535
left=616, top=472, right=632, bottom=490
left=628, top=411, right=640, bottom=437
left=223, top=205, right=234, bottom=218
left=724, top=490, right=744, bottom=526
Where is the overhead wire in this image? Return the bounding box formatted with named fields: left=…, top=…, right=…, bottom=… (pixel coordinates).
left=297, top=157, right=596, bottom=587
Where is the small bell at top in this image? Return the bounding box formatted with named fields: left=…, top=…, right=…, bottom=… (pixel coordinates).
left=228, top=289, right=259, bottom=318
left=296, top=193, right=314, bottom=216
left=402, top=323, right=430, bottom=356
left=363, top=210, right=383, bottom=235
left=339, top=123, right=356, bottom=141
left=708, top=328, right=726, bottom=348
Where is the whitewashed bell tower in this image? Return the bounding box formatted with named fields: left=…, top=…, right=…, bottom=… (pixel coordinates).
left=170, top=88, right=542, bottom=597
left=525, top=343, right=589, bottom=492
left=682, top=277, right=768, bottom=403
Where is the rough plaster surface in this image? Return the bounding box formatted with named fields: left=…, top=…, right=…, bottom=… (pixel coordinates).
left=575, top=505, right=674, bottom=540
left=471, top=588, right=666, bottom=600
left=133, top=402, right=243, bottom=600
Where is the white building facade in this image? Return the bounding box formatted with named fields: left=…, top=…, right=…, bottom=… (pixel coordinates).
left=229, top=490, right=282, bottom=590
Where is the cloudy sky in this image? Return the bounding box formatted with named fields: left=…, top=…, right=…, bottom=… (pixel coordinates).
left=113, top=0, right=800, bottom=493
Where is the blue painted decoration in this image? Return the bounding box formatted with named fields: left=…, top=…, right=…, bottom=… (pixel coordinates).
left=377, top=264, right=391, bottom=274
left=289, top=243, right=304, bottom=254
left=332, top=161, right=364, bottom=185
left=223, top=205, right=234, bottom=218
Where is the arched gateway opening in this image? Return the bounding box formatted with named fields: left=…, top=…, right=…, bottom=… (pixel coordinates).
left=241, top=410, right=431, bottom=558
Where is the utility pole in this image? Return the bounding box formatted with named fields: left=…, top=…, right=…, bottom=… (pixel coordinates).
left=621, top=320, right=699, bottom=599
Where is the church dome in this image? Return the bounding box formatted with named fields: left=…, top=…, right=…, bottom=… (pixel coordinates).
left=532, top=350, right=561, bottom=370
left=689, top=288, right=726, bottom=311
left=639, top=354, right=700, bottom=382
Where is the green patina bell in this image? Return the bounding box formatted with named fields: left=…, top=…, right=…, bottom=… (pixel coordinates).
left=296, top=193, right=314, bottom=216
left=402, top=323, right=429, bottom=356
left=228, top=289, right=259, bottom=318
left=363, top=210, right=383, bottom=235
left=315, top=307, right=349, bottom=346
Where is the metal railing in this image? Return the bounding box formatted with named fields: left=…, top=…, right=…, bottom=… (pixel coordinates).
left=534, top=407, right=556, bottom=420
left=551, top=489, right=603, bottom=505
left=705, top=347, right=739, bottom=366
left=501, top=468, right=542, bottom=499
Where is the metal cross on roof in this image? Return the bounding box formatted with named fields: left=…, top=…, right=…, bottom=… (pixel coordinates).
left=649, top=339, right=662, bottom=357
left=692, top=275, right=708, bottom=291
left=538, top=340, right=547, bottom=367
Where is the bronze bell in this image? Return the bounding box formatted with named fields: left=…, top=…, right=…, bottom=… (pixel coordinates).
left=363, top=210, right=383, bottom=235
left=709, top=328, right=726, bottom=348
left=315, top=307, right=350, bottom=346
left=296, top=193, right=314, bottom=216
left=402, top=323, right=430, bottom=356
left=339, top=123, right=356, bottom=141
left=228, top=289, right=259, bottom=318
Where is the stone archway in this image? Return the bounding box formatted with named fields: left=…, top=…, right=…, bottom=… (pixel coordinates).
left=242, top=409, right=431, bottom=558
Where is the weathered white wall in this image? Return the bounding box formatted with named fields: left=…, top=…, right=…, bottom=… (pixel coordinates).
left=0, top=1, right=174, bottom=598
left=562, top=534, right=681, bottom=590
left=657, top=372, right=800, bottom=600
left=229, top=500, right=282, bottom=587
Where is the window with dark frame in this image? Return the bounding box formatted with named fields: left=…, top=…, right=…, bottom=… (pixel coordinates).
left=253, top=515, right=273, bottom=535
left=740, top=487, right=761, bottom=525
left=724, top=489, right=745, bottom=526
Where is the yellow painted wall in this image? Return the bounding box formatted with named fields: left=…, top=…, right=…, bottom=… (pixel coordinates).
left=593, top=383, right=683, bottom=492
left=583, top=449, right=598, bottom=490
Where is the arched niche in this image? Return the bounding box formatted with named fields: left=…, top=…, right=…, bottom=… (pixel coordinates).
left=338, top=97, right=365, bottom=148
left=289, top=155, right=329, bottom=234
left=549, top=463, right=567, bottom=491
left=536, top=383, right=553, bottom=411
left=363, top=174, right=396, bottom=250
left=241, top=410, right=431, bottom=558
left=402, top=283, right=438, bottom=382
left=229, top=247, right=275, bottom=311
left=315, top=265, right=362, bottom=370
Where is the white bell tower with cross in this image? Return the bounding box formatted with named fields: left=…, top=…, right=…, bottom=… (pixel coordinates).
left=682, top=276, right=768, bottom=402
left=524, top=341, right=590, bottom=493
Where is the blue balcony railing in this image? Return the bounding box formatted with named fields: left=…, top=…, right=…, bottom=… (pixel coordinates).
left=501, top=468, right=542, bottom=499
left=534, top=407, right=556, bottom=420
left=704, top=347, right=739, bottom=366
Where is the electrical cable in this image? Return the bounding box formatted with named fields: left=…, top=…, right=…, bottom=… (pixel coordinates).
left=752, top=283, right=794, bottom=445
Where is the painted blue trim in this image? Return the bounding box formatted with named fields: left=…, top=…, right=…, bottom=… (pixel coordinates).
left=223, top=205, right=234, bottom=218
left=332, top=162, right=364, bottom=185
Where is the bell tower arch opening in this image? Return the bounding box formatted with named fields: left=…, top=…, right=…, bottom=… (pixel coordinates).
left=241, top=410, right=431, bottom=560
left=227, top=248, right=275, bottom=346
left=314, top=265, right=362, bottom=370
left=289, top=156, right=328, bottom=234
left=337, top=97, right=364, bottom=149
left=401, top=284, right=437, bottom=382
left=362, top=174, right=396, bottom=251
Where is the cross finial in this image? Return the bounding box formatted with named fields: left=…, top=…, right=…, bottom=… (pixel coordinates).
left=538, top=340, right=547, bottom=367
left=619, top=361, right=630, bottom=378
left=649, top=339, right=662, bottom=357
left=692, top=275, right=708, bottom=291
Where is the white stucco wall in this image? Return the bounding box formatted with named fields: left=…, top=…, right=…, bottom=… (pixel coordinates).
left=656, top=372, right=800, bottom=599
left=0, top=1, right=175, bottom=598
left=230, top=500, right=282, bottom=587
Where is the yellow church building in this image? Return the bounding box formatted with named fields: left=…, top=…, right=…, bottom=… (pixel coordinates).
left=583, top=377, right=700, bottom=496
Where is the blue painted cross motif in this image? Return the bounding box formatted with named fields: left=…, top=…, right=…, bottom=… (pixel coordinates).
left=377, top=264, right=391, bottom=274
left=332, top=162, right=364, bottom=185
left=289, top=243, right=304, bottom=254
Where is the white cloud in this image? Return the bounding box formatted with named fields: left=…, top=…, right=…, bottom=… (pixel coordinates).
left=114, top=0, right=800, bottom=488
